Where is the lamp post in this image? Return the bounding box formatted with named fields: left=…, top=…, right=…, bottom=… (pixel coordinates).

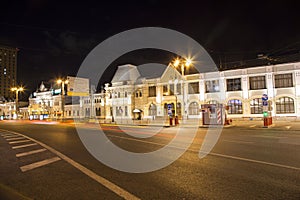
left=11, top=87, right=24, bottom=118
left=169, top=58, right=192, bottom=120
left=57, top=79, right=69, bottom=119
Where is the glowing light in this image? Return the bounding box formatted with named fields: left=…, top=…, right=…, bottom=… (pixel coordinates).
left=185, top=58, right=192, bottom=67
left=173, top=59, right=180, bottom=67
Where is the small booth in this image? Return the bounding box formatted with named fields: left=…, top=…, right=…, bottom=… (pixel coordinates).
left=201, top=104, right=225, bottom=125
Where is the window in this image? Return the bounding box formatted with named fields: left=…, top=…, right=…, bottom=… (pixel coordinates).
left=148, top=86, right=156, bottom=97
left=176, top=84, right=181, bottom=95
left=163, top=85, right=168, bottom=95
left=228, top=99, right=243, bottom=114
left=227, top=78, right=241, bottom=91
left=249, top=76, right=266, bottom=90
left=116, top=106, right=123, bottom=116
left=124, top=91, right=127, bottom=98
left=276, top=97, right=294, bottom=114
left=250, top=98, right=263, bottom=114
left=188, top=82, right=199, bottom=94
left=117, top=92, right=120, bottom=98
left=188, top=102, right=199, bottom=115
left=205, top=80, right=220, bottom=93
left=125, top=106, right=128, bottom=116
left=96, top=108, right=101, bottom=116
left=275, top=73, right=293, bottom=88
left=169, top=84, right=174, bottom=95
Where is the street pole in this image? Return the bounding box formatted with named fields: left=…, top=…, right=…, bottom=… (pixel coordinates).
left=11, top=87, right=23, bottom=119
left=57, top=79, right=68, bottom=120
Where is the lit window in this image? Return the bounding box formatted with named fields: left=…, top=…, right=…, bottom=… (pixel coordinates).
left=227, top=78, right=241, bottom=91
left=228, top=99, right=243, bottom=114
left=205, top=80, right=220, bottom=93
left=250, top=98, right=263, bottom=114
left=275, top=73, right=293, bottom=88
left=188, top=82, right=199, bottom=94
left=276, top=97, right=294, bottom=114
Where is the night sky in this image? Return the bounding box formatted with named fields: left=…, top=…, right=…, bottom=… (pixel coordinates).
left=0, top=0, right=299, bottom=100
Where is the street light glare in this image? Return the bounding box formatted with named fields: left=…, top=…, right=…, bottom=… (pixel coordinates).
left=57, top=79, right=62, bottom=84
left=185, top=59, right=192, bottom=67
left=173, top=59, right=180, bottom=67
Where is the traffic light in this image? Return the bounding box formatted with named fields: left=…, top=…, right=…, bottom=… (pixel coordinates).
left=263, top=111, right=268, bottom=117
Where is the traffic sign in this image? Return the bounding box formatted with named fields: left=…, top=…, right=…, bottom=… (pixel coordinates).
left=262, top=101, right=268, bottom=106
left=262, top=94, right=268, bottom=101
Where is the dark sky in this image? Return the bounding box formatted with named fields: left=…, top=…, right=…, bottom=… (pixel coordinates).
left=0, top=0, right=300, bottom=100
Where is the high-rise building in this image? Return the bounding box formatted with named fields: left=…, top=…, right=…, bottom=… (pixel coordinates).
left=0, top=45, right=18, bottom=99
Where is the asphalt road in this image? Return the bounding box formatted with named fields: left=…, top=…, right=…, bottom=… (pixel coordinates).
left=0, top=120, right=300, bottom=199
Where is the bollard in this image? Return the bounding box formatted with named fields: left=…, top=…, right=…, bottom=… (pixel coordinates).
left=169, top=117, right=173, bottom=126
left=175, top=116, right=179, bottom=125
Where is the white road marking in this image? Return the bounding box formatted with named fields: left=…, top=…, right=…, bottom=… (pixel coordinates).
left=6, top=137, right=25, bottom=141
left=3, top=135, right=19, bottom=138
left=222, top=139, right=253, bottom=144
left=16, top=148, right=47, bottom=157
left=250, top=135, right=287, bottom=139
left=0, top=129, right=141, bottom=200
left=108, top=135, right=300, bottom=171
left=286, top=126, right=291, bottom=130
left=249, top=125, right=257, bottom=128
left=1, top=134, right=15, bottom=137
left=20, top=157, right=61, bottom=172
left=205, top=151, right=300, bottom=171
left=9, top=139, right=31, bottom=144
left=12, top=143, right=37, bottom=149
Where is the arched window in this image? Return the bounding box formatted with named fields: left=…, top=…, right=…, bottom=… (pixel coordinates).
left=228, top=99, right=243, bottom=114
left=250, top=98, right=263, bottom=114
left=188, top=102, right=199, bottom=115
left=276, top=97, right=294, bottom=114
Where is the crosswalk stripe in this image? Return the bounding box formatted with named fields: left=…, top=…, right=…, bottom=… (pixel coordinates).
left=3, top=135, right=18, bottom=138
left=1, top=134, right=15, bottom=137
left=9, top=140, right=31, bottom=144
left=12, top=143, right=37, bottom=149
left=16, top=148, right=47, bottom=157
left=6, top=137, right=25, bottom=141
left=20, top=157, right=61, bottom=172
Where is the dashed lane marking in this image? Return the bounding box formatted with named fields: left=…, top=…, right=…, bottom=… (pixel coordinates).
left=222, top=139, right=254, bottom=144
left=0, top=129, right=141, bottom=200
left=16, top=148, right=47, bottom=157
left=12, top=143, right=38, bottom=149
left=20, top=157, right=61, bottom=172
left=286, top=126, right=291, bottom=130
left=9, top=139, right=31, bottom=144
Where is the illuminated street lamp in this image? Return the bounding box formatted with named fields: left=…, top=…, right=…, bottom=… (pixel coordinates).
left=57, top=79, right=69, bottom=119
left=170, top=58, right=193, bottom=120
left=11, top=86, right=24, bottom=117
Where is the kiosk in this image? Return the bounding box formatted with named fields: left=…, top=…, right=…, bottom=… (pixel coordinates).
left=201, top=104, right=225, bottom=125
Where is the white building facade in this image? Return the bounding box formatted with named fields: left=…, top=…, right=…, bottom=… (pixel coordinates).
left=105, top=62, right=300, bottom=123
left=23, top=61, right=300, bottom=122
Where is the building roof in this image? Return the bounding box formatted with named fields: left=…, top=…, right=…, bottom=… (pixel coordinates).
left=111, top=64, right=141, bottom=83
